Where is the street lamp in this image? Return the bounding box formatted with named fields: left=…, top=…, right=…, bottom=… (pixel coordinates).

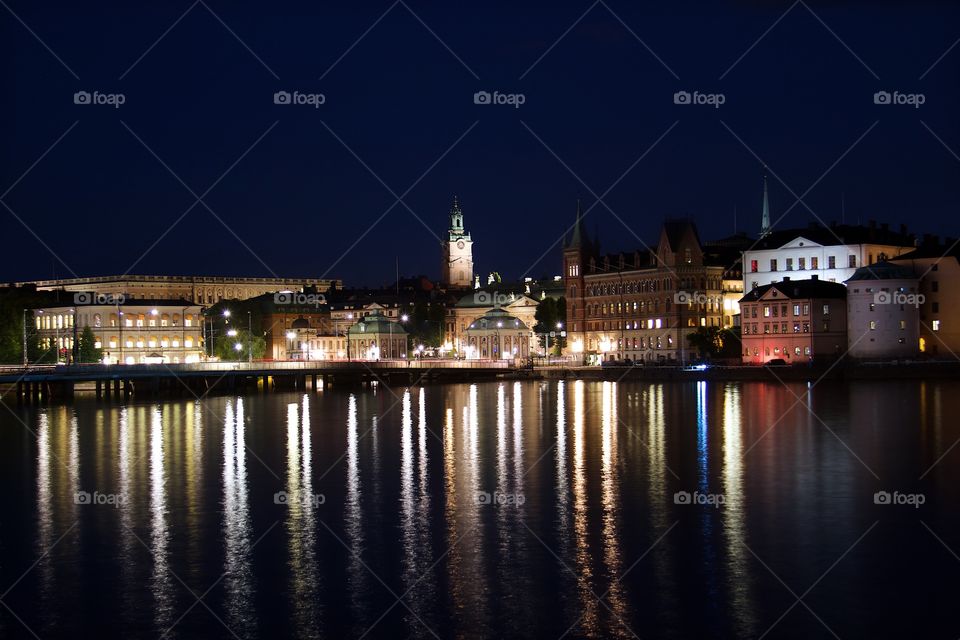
left=286, top=330, right=296, bottom=360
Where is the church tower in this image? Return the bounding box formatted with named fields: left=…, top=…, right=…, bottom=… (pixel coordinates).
left=440, top=196, right=474, bottom=288
left=563, top=200, right=592, bottom=349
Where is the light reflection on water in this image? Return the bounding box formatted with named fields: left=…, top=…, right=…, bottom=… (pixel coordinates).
left=10, top=380, right=960, bottom=639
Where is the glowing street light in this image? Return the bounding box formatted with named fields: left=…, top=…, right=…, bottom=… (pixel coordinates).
left=223, top=309, right=231, bottom=318
left=286, top=331, right=296, bottom=340
left=234, top=343, right=242, bottom=352
left=401, top=314, right=409, bottom=322
left=227, top=329, right=238, bottom=337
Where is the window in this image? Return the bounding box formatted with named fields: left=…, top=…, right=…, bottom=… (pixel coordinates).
left=770, top=259, right=778, bottom=272
left=869, top=321, right=876, bottom=330
left=933, top=320, right=941, bottom=332
left=822, top=304, right=830, bottom=315
left=793, top=323, right=800, bottom=333
left=869, top=303, right=875, bottom=312
left=804, top=346, right=811, bottom=355
left=933, top=302, right=939, bottom=313
left=793, top=304, right=800, bottom=316
left=811, top=257, right=818, bottom=269
left=932, top=281, right=939, bottom=292
left=795, top=346, right=802, bottom=356
left=798, top=257, right=805, bottom=270
left=828, top=256, right=836, bottom=269
left=803, top=304, right=809, bottom=316
left=848, top=255, right=857, bottom=268
left=786, top=258, right=793, bottom=271
left=750, top=260, right=758, bottom=272
left=899, top=320, right=906, bottom=330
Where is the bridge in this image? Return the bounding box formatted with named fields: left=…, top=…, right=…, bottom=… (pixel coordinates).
left=0, top=360, right=516, bottom=402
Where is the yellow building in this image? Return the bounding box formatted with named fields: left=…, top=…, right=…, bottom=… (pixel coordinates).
left=33, top=300, right=204, bottom=364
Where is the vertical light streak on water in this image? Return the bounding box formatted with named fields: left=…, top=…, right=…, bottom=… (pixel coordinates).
left=572, top=380, right=598, bottom=635
left=601, top=381, right=629, bottom=634
left=287, top=396, right=320, bottom=638
left=223, top=399, right=255, bottom=637
left=35, top=412, right=53, bottom=622
left=721, top=384, right=756, bottom=637
left=150, top=406, right=174, bottom=634
left=345, top=394, right=369, bottom=631
left=399, top=391, right=417, bottom=635
left=512, top=381, right=524, bottom=502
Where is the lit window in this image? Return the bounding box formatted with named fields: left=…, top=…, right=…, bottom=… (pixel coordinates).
left=933, top=320, right=941, bottom=332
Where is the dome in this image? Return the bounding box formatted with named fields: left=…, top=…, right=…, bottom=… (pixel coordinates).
left=291, top=317, right=310, bottom=329
left=347, top=310, right=408, bottom=336
left=465, top=308, right=528, bottom=332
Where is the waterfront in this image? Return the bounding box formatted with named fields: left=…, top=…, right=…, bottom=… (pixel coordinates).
left=0, top=380, right=958, bottom=639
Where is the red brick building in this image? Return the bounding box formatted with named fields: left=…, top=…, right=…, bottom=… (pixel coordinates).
left=739, top=276, right=847, bottom=364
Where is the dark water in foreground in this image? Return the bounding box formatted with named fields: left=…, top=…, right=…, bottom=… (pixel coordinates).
left=0, top=380, right=958, bottom=639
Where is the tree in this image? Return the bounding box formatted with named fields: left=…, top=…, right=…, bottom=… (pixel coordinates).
left=686, top=326, right=742, bottom=360
left=533, top=297, right=567, bottom=354
left=213, top=328, right=266, bottom=361
left=402, top=301, right=445, bottom=349
left=76, top=325, right=102, bottom=363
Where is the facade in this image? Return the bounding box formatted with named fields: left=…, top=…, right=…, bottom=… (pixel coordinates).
left=891, top=243, right=960, bottom=358
left=845, top=263, right=920, bottom=359
left=33, top=300, right=204, bottom=364
left=22, top=275, right=341, bottom=305
left=743, top=222, right=915, bottom=292
left=439, top=197, right=474, bottom=288
left=463, top=309, right=531, bottom=359
left=739, top=276, right=847, bottom=364
left=347, top=310, right=409, bottom=360
left=446, top=290, right=539, bottom=356
left=563, top=207, right=730, bottom=363
left=262, top=309, right=345, bottom=361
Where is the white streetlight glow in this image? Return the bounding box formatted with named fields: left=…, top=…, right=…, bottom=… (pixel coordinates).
left=286, top=331, right=296, bottom=340
left=227, top=329, right=238, bottom=337
left=223, top=310, right=231, bottom=317
left=234, top=343, right=242, bottom=351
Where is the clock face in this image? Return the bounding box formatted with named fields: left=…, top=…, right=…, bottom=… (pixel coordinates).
left=457, top=240, right=465, bottom=249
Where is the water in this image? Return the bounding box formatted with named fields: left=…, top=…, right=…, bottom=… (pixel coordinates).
left=0, top=380, right=957, bottom=639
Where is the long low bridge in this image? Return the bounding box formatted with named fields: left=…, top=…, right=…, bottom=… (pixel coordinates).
left=0, top=360, right=517, bottom=402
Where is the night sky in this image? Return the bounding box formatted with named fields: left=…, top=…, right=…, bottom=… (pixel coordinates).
left=2, top=1, right=958, bottom=286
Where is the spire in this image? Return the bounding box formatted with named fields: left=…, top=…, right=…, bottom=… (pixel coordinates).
left=566, top=199, right=587, bottom=248
left=760, top=172, right=771, bottom=238
left=449, top=195, right=464, bottom=233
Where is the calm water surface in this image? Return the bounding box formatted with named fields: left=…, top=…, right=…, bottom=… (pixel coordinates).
left=0, top=380, right=958, bottom=639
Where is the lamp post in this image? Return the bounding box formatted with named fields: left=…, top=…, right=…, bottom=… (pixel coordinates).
left=22, top=309, right=28, bottom=366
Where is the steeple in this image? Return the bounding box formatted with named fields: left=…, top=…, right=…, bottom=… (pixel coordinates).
left=566, top=199, right=589, bottom=249
left=760, top=172, right=771, bottom=238
left=449, top=195, right=464, bottom=233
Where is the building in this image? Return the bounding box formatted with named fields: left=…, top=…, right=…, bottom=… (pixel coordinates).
left=257, top=299, right=343, bottom=361
left=33, top=300, right=204, bottom=364
left=891, top=241, right=960, bottom=358
left=738, top=276, right=847, bottom=364
left=463, top=308, right=532, bottom=359
left=19, top=274, right=341, bottom=305
left=446, top=289, right=539, bottom=356
left=743, top=222, right=916, bottom=293
left=844, top=262, right=920, bottom=360
left=347, top=310, right=409, bottom=360
left=563, top=206, right=731, bottom=364
left=439, top=196, right=474, bottom=289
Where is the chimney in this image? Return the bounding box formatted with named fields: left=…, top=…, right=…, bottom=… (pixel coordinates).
left=811, top=275, right=819, bottom=280
left=782, top=277, right=791, bottom=282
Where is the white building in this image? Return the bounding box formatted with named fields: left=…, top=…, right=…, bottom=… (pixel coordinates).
left=845, top=263, right=920, bottom=359
left=743, top=223, right=916, bottom=293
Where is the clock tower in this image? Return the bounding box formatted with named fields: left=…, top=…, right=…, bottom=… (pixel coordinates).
left=440, top=196, right=474, bottom=288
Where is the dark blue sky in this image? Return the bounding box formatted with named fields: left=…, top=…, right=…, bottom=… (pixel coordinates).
left=2, top=1, right=958, bottom=286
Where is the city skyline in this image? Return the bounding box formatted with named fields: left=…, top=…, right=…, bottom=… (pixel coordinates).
left=2, top=1, right=959, bottom=286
